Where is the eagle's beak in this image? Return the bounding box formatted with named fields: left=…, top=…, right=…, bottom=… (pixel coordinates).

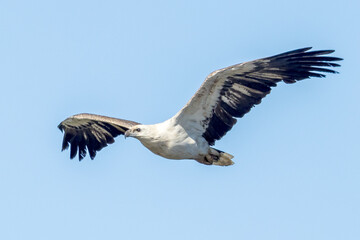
left=124, top=130, right=130, bottom=138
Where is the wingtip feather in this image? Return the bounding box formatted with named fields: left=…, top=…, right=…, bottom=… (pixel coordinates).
left=58, top=123, right=64, bottom=132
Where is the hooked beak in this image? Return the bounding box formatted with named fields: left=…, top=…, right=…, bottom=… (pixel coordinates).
left=124, top=130, right=130, bottom=138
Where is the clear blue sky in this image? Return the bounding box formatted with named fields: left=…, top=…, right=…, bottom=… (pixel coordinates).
left=1, top=0, right=359, bottom=239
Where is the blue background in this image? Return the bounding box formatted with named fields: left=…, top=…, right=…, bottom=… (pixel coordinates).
left=1, top=0, right=359, bottom=239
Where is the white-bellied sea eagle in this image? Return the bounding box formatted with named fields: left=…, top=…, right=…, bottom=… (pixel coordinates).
left=58, top=47, right=342, bottom=166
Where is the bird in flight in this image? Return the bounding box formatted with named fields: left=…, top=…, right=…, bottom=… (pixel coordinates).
left=58, top=47, right=342, bottom=166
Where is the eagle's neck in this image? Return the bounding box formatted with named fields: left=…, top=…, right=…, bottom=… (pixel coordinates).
left=134, top=120, right=179, bottom=156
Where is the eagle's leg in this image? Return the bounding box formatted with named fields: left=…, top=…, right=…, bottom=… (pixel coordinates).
left=195, top=148, right=234, bottom=166
left=207, top=148, right=234, bottom=166
left=194, top=154, right=214, bottom=165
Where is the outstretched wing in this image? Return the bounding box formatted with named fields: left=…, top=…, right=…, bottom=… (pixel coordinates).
left=58, top=113, right=139, bottom=160
left=174, top=47, right=342, bottom=145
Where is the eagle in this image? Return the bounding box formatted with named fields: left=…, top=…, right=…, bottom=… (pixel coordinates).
left=58, top=47, right=342, bottom=166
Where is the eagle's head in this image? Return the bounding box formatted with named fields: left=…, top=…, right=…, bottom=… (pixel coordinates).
left=125, top=125, right=149, bottom=139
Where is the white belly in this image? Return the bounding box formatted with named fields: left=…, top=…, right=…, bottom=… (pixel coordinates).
left=138, top=122, right=209, bottom=160
left=140, top=137, right=198, bottom=159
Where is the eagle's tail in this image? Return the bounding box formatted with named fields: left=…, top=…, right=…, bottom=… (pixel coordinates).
left=207, top=148, right=234, bottom=166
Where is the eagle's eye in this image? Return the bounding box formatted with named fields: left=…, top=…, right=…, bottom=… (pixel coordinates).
left=135, top=128, right=141, bottom=132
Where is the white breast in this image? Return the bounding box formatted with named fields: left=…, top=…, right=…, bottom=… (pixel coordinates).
left=138, top=119, right=209, bottom=160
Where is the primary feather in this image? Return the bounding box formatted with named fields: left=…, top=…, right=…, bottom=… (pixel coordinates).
left=58, top=114, right=139, bottom=160
left=174, top=47, right=342, bottom=145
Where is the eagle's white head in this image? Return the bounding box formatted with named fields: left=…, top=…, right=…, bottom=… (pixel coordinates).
left=124, top=125, right=152, bottom=140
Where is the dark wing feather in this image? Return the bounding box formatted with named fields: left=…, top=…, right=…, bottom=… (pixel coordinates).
left=58, top=113, right=139, bottom=160
left=175, top=47, right=342, bottom=145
